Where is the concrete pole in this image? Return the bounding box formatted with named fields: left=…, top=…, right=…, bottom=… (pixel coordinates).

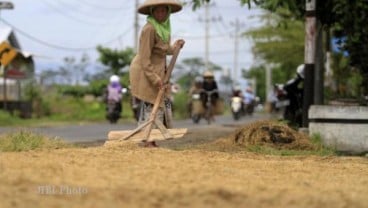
left=204, top=3, right=209, bottom=71
left=303, top=0, right=317, bottom=127
left=233, top=19, right=239, bottom=83
left=265, top=64, right=272, bottom=103
left=134, top=0, right=139, bottom=52
left=314, top=21, right=324, bottom=104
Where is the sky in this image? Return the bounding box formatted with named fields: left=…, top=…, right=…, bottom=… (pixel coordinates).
left=0, top=0, right=264, bottom=83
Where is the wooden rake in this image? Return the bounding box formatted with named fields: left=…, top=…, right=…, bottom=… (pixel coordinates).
left=109, top=45, right=186, bottom=143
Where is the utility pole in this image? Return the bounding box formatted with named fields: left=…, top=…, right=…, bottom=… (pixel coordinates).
left=134, top=0, right=139, bottom=52
left=199, top=2, right=219, bottom=72
left=303, top=0, right=317, bottom=128
left=265, top=63, right=279, bottom=103
left=230, top=18, right=245, bottom=83
left=204, top=2, right=210, bottom=71
left=265, top=64, right=272, bottom=103
left=233, top=19, right=239, bottom=83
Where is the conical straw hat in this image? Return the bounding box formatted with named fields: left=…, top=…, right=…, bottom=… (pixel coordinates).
left=138, top=0, right=183, bottom=15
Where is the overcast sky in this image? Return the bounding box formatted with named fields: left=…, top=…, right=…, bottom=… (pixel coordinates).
left=0, top=0, right=264, bottom=80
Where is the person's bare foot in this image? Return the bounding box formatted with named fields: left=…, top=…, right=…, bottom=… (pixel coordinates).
left=142, top=141, right=159, bottom=148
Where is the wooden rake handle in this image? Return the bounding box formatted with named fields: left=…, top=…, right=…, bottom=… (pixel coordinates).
left=148, top=45, right=182, bottom=120
left=143, top=45, right=182, bottom=140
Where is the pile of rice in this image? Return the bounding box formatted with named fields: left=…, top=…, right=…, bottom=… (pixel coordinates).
left=232, top=120, right=314, bottom=150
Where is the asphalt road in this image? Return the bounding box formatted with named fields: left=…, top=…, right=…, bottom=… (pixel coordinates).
left=0, top=113, right=273, bottom=144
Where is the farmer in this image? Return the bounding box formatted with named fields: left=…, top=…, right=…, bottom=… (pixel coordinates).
left=129, top=0, right=185, bottom=147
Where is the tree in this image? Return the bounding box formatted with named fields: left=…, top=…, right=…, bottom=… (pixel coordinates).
left=190, top=0, right=368, bottom=100
left=175, top=57, right=222, bottom=90
left=58, top=53, right=90, bottom=85
left=96, top=46, right=134, bottom=76
left=245, top=13, right=305, bottom=78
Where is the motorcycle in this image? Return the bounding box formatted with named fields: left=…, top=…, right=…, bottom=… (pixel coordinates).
left=201, top=89, right=218, bottom=124
left=106, top=99, right=121, bottom=124
left=230, top=96, right=243, bottom=120
left=190, top=91, right=204, bottom=124
left=105, top=87, right=127, bottom=124
left=244, top=100, right=255, bottom=116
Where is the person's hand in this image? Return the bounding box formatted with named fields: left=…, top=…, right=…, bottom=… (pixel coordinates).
left=157, top=80, right=163, bottom=90
left=175, top=39, right=185, bottom=48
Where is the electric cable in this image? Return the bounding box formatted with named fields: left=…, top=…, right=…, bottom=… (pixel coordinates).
left=1, top=18, right=133, bottom=51
left=39, top=0, right=110, bottom=26
left=75, top=0, right=129, bottom=11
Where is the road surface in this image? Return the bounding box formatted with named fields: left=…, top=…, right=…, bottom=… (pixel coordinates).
left=0, top=113, right=273, bottom=144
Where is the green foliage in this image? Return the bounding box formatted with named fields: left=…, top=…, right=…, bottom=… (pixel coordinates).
left=0, top=130, right=71, bottom=152
left=88, top=79, right=109, bottom=97
left=0, top=110, right=23, bottom=126
left=46, top=95, right=105, bottom=121
left=173, top=91, right=190, bottom=119
left=309, top=133, right=336, bottom=155
left=57, top=85, right=88, bottom=97
left=96, top=46, right=135, bottom=76
left=328, top=53, right=364, bottom=99
left=243, top=16, right=304, bottom=101
left=22, top=81, right=51, bottom=118
left=245, top=16, right=304, bottom=69
left=191, top=0, right=368, bottom=97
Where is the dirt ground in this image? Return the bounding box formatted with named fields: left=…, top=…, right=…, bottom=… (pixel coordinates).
left=1, top=124, right=368, bottom=208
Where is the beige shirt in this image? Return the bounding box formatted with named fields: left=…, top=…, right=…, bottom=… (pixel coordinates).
left=129, top=22, right=174, bottom=105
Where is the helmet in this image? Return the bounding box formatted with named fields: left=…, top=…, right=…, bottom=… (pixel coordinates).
left=110, top=75, right=120, bottom=83
left=203, top=70, right=214, bottom=78
left=245, top=86, right=253, bottom=93
left=296, top=64, right=305, bottom=79
left=194, top=76, right=203, bottom=83
left=233, top=85, right=241, bottom=92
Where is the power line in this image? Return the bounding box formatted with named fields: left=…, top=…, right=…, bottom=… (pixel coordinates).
left=39, top=0, right=111, bottom=26
left=54, top=0, right=125, bottom=20
left=75, top=0, right=129, bottom=11
left=172, top=32, right=234, bottom=40
left=1, top=18, right=133, bottom=51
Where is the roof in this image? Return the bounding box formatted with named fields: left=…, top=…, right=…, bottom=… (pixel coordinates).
left=0, top=26, right=21, bottom=49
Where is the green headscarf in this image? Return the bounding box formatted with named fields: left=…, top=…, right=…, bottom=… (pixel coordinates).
left=147, top=6, right=171, bottom=43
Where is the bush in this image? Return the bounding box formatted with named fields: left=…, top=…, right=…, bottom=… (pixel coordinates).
left=0, top=110, right=22, bottom=126
left=173, top=91, right=190, bottom=119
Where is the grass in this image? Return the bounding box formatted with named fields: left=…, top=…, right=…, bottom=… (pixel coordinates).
left=245, top=133, right=336, bottom=156
left=0, top=130, right=72, bottom=152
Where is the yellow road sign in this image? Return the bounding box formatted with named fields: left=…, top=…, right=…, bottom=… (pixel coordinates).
left=0, top=41, right=17, bottom=67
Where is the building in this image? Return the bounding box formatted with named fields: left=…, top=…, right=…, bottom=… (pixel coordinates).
left=0, top=26, right=34, bottom=117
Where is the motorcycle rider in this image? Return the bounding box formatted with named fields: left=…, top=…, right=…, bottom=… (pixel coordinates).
left=188, top=76, right=203, bottom=96
left=201, top=71, right=219, bottom=121
left=104, top=75, right=123, bottom=122
left=232, top=84, right=243, bottom=97
left=279, top=64, right=305, bottom=127
left=187, top=76, right=203, bottom=119
left=231, top=84, right=244, bottom=120
left=243, top=86, right=256, bottom=115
